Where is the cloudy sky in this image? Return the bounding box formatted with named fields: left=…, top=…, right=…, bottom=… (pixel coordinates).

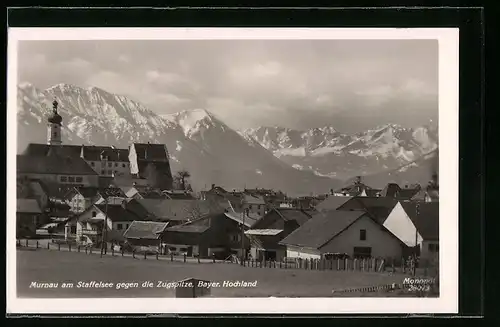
left=18, top=39, right=438, bottom=133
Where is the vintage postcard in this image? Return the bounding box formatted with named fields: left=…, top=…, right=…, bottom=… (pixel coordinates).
left=7, top=27, right=458, bottom=314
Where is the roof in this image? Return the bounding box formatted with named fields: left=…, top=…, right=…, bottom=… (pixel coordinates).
left=400, top=202, right=439, bottom=240
left=395, top=188, right=420, bottom=199
left=81, top=145, right=129, bottom=162
left=365, top=189, right=382, bottom=197
left=245, top=229, right=283, bottom=236
left=17, top=154, right=97, bottom=176
left=123, top=221, right=169, bottom=240
left=134, top=199, right=221, bottom=221
left=22, top=143, right=82, bottom=157
left=165, top=224, right=210, bottom=233
left=17, top=198, right=42, bottom=214
left=224, top=211, right=261, bottom=228
left=243, top=194, right=266, bottom=205
left=380, top=183, right=402, bottom=197
left=315, top=196, right=353, bottom=211
left=279, top=211, right=367, bottom=249
left=86, top=204, right=141, bottom=222
left=132, top=143, right=169, bottom=161
left=339, top=197, right=398, bottom=224
left=275, top=208, right=312, bottom=225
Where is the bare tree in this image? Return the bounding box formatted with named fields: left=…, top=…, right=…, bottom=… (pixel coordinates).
left=174, top=170, right=191, bottom=190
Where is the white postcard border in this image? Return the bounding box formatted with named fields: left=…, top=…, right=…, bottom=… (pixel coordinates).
left=7, top=27, right=459, bottom=314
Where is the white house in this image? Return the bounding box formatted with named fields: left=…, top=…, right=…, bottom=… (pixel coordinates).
left=279, top=210, right=406, bottom=259
left=65, top=202, right=142, bottom=245
left=382, top=201, right=439, bottom=261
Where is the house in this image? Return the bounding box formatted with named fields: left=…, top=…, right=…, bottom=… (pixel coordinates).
left=17, top=198, right=44, bottom=238
left=128, top=198, right=223, bottom=225
left=66, top=202, right=143, bottom=245
left=338, top=197, right=399, bottom=225
left=242, top=194, right=266, bottom=216
left=161, top=211, right=256, bottom=258
left=128, top=143, right=173, bottom=190
left=122, top=186, right=168, bottom=200
left=123, top=221, right=169, bottom=251
left=162, top=190, right=196, bottom=200
left=245, top=208, right=313, bottom=261
left=279, top=210, right=406, bottom=259
left=17, top=154, right=99, bottom=187
left=17, top=178, right=50, bottom=211
left=334, top=178, right=375, bottom=197
left=64, top=186, right=126, bottom=213
left=382, top=201, right=439, bottom=261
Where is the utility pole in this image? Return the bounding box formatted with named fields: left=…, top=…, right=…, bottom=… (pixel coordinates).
left=240, top=196, right=247, bottom=265
left=413, top=202, right=420, bottom=276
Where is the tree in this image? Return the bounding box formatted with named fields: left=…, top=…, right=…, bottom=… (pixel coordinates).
left=174, top=170, right=191, bottom=190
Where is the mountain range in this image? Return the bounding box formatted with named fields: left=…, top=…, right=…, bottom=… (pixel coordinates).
left=16, top=82, right=439, bottom=194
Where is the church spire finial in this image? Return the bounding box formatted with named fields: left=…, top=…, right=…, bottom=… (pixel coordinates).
left=52, top=99, right=59, bottom=113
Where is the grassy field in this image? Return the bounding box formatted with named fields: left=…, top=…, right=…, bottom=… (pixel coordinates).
left=16, top=248, right=430, bottom=298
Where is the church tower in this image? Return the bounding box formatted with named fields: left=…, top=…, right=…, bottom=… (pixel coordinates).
left=47, top=99, right=63, bottom=145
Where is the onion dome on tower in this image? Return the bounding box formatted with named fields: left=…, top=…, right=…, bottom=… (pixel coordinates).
left=48, top=99, right=63, bottom=125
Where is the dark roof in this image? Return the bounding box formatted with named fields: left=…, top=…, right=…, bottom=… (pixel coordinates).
left=165, top=224, right=210, bottom=233
left=137, top=189, right=168, bottom=199
left=275, top=208, right=313, bottom=225
left=380, top=183, right=402, bottom=197
left=243, top=194, right=266, bottom=205
left=81, top=145, right=129, bottom=162
left=224, top=211, right=261, bottom=228
left=22, top=144, right=82, bottom=157
left=17, top=199, right=42, bottom=214
left=123, top=221, right=169, bottom=240
left=365, top=189, right=382, bottom=197
left=132, top=143, right=169, bottom=161
left=401, top=202, right=439, bottom=240
left=339, top=197, right=398, bottom=224
left=315, top=196, right=353, bottom=211
left=17, top=154, right=97, bottom=176
left=134, top=199, right=221, bottom=221
left=93, top=204, right=141, bottom=222
left=395, top=188, right=420, bottom=199
left=279, top=211, right=367, bottom=249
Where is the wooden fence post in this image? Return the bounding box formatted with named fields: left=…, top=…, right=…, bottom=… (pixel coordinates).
left=85, top=246, right=88, bottom=254
left=144, top=252, right=147, bottom=260
left=78, top=245, right=80, bottom=253
left=172, top=253, right=174, bottom=262
left=402, top=258, right=405, bottom=273
left=26, top=239, right=29, bottom=247
left=132, top=251, right=135, bottom=259
left=336, top=259, right=340, bottom=270
left=260, top=259, right=263, bottom=268
left=89, top=247, right=92, bottom=254
left=48, top=242, right=50, bottom=250
left=111, top=246, right=114, bottom=256
left=279, top=260, right=282, bottom=269
left=197, top=256, right=200, bottom=263
left=212, top=253, right=215, bottom=263
left=361, top=259, right=365, bottom=272
left=121, top=248, right=124, bottom=257
left=58, top=243, right=61, bottom=251
left=156, top=252, right=159, bottom=260
left=69, top=243, right=71, bottom=252
left=183, top=254, right=186, bottom=263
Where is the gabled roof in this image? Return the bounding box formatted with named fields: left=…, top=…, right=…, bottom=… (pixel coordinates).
left=80, top=203, right=140, bottom=223
left=380, top=183, right=401, bottom=197
left=224, top=211, right=261, bottom=228
left=339, top=197, right=398, bottom=224
left=165, top=224, right=210, bottom=234
left=252, top=208, right=311, bottom=229
left=17, top=198, right=42, bottom=214
left=315, top=196, right=353, bottom=211
left=22, top=143, right=81, bottom=157
left=243, top=194, right=266, bottom=205
left=134, top=199, right=221, bottom=221
left=279, top=211, right=367, bottom=249
left=17, top=154, right=97, bottom=176
left=132, top=143, right=169, bottom=161
left=123, top=221, right=169, bottom=240
left=400, top=202, right=439, bottom=240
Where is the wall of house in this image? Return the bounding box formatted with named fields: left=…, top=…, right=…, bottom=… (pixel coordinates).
left=321, top=215, right=404, bottom=259
left=68, top=194, right=93, bottom=213
left=383, top=202, right=423, bottom=247
left=286, top=246, right=322, bottom=259
left=86, top=160, right=130, bottom=177
left=245, top=203, right=266, bottom=216
left=250, top=247, right=287, bottom=261
left=20, top=173, right=99, bottom=187
left=112, top=221, right=132, bottom=233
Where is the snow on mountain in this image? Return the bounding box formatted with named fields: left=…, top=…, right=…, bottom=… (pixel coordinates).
left=16, top=83, right=342, bottom=195
left=242, top=122, right=438, bottom=180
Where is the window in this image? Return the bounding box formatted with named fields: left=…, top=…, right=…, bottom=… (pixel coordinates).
left=70, top=226, right=77, bottom=234
left=75, top=177, right=83, bottom=183
left=117, top=223, right=123, bottom=230
left=126, top=224, right=129, bottom=230
left=108, top=162, right=112, bottom=167
left=249, top=204, right=253, bottom=210
left=108, top=170, right=113, bottom=175
left=122, top=163, right=126, bottom=168
left=91, top=162, right=95, bottom=167
left=114, top=163, right=118, bottom=167
left=92, top=211, right=97, bottom=218
left=53, top=132, right=58, bottom=138
left=68, top=176, right=75, bottom=182
left=101, top=170, right=105, bottom=175
left=359, top=229, right=367, bottom=241
left=60, top=176, right=67, bottom=182
left=353, top=247, right=372, bottom=258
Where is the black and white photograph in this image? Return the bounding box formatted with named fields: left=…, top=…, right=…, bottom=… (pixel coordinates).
left=7, top=28, right=458, bottom=314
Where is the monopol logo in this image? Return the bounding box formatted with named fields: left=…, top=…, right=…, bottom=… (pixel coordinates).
left=402, top=277, right=435, bottom=286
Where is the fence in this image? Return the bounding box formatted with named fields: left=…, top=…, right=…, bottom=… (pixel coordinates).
left=16, top=239, right=437, bottom=276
